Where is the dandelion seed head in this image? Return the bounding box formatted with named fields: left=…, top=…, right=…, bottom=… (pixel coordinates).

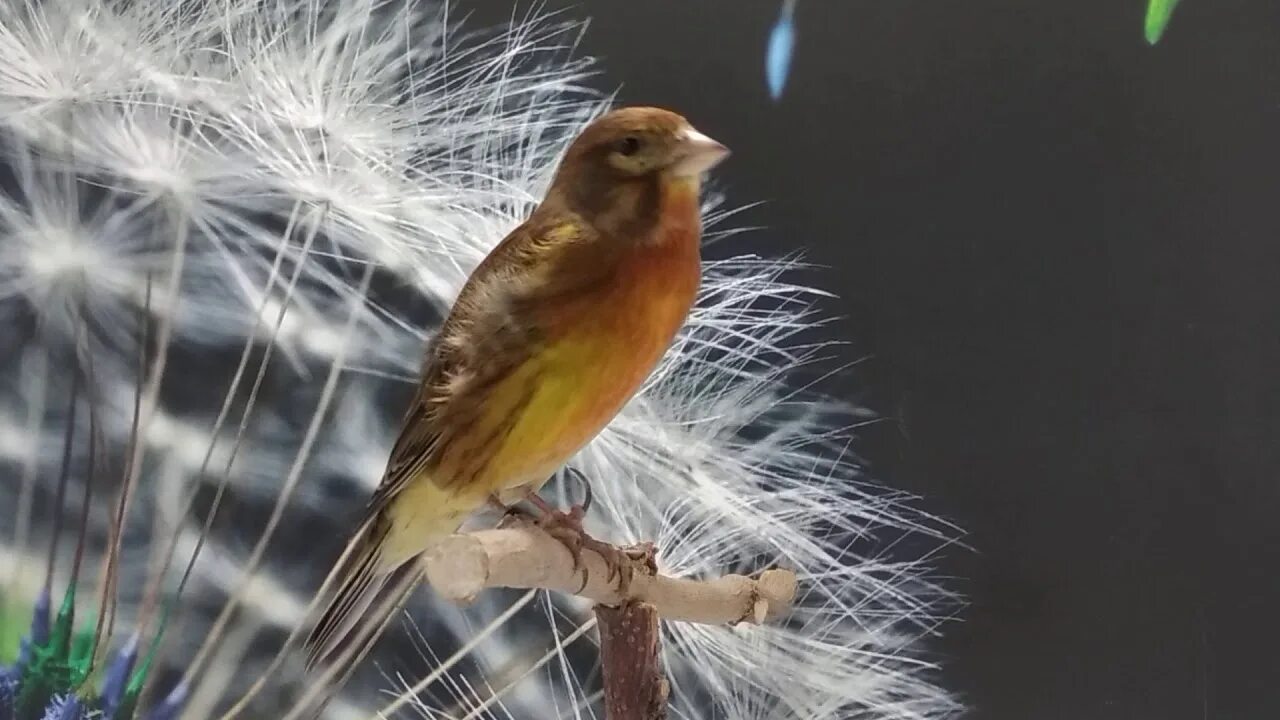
left=22, top=224, right=104, bottom=287
left=1, top=0, right=957, bottom=718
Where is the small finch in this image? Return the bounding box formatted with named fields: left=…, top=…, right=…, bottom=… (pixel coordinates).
left=304, top=106, right=729, bottom=674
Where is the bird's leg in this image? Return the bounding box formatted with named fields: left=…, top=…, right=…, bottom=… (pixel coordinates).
left=489, top=493, right=536, bottom=526
left=521, top=467, right=594, bottom=516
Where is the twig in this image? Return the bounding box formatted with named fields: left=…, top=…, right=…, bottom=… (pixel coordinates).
left=421, top=525, right=798, bottom=625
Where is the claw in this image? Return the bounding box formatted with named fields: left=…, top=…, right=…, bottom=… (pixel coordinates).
left=543, top=523, right=584, bottom=570
left=563, top=466, right=594, bottom=515
left=533, top=504, right=593, bottom=591
left=576, top=535, right=640, bottom=595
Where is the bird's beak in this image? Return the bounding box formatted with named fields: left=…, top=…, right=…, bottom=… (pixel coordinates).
left=671, top=126, right=730, bottom=177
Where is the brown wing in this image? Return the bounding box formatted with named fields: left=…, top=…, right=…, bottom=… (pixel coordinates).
left=365, top=212, right=607, bottom=513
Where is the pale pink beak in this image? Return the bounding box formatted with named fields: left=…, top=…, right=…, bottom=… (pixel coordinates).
left=671, top=126, right=730, bottom=177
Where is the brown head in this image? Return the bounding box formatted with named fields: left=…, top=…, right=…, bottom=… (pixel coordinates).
left=546, top=107, right=729, bottom=234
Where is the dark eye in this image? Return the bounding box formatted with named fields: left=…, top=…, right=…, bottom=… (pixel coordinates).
left=617, top=135, right=642, bottom=156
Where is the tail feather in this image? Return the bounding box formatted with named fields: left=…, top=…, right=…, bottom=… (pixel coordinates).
left=304, top=517, right=417, bottom=675
left=304, top=480, right=472, bottom=700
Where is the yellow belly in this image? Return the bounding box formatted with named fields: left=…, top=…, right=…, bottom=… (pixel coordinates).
left=381, top=332, right=667, bottom=566
left=486, top=334, right=662, bottom=489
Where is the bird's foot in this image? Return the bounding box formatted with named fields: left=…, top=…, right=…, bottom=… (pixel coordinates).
left=534, top=504, right=591, bottom=590
left=531, top=501, right=645, bottom=596
left=609, top=541, right=657, bottom=597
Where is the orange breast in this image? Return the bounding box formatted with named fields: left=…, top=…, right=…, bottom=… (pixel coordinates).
left=582, top=181, right=699, bottom=360
left=536, top=181, right=702, bottom=454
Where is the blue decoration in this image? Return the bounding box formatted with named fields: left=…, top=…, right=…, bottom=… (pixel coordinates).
left=766, top=0, right=797, bottom=100
left=99, top=633, right=139, bottom=718
left=143, top=681, right=188, bottom=720
left=41, top=695, right=83, bottom=720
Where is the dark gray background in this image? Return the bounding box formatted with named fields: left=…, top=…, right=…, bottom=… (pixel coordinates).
left=469, top=2, right=1280, bottom=718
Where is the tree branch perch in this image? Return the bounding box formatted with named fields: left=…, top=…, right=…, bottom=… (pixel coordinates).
left=421, top=525, right=798, bottom=625
left=421, top=523, right=796, bottom=720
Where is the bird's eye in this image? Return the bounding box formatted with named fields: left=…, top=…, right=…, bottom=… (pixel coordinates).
left=617, top=136, right=642, bottom=156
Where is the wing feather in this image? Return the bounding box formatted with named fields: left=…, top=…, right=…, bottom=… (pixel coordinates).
left=366, top=213, right=605, bottom=511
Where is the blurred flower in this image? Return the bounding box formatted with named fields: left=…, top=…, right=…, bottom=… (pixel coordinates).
left=1145, top=0, right=1181, bottom=44
left=766, top=0, right=797, bottom=101
left=0, top=0, right=959, bottom=719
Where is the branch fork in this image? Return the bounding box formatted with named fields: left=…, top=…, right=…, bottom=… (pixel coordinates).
left=420, top=521, right=798, bottom=720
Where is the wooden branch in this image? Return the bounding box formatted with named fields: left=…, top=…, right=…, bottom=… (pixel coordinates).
left=420, top=525, right=798, bottom=625
left=597, top=601, right=667, bottom=720
left=421, top=524, right=795, bottom=720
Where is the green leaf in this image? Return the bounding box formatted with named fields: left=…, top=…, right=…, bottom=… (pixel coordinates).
left=0, top=595, right=33, bottom=665
left=1145, top=0, right=1181, bottom=45
left=16, top=585, right=78, bottom=717
left=68, top=617, right=96, bottom=686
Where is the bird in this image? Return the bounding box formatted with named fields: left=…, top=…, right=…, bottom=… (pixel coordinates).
left=303, top=106, right=729, bottom=678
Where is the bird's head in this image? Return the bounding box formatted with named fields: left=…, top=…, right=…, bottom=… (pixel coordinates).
left=553, top=106, right=729, bottom=187
left=545, top=107, right=728, bottom=235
